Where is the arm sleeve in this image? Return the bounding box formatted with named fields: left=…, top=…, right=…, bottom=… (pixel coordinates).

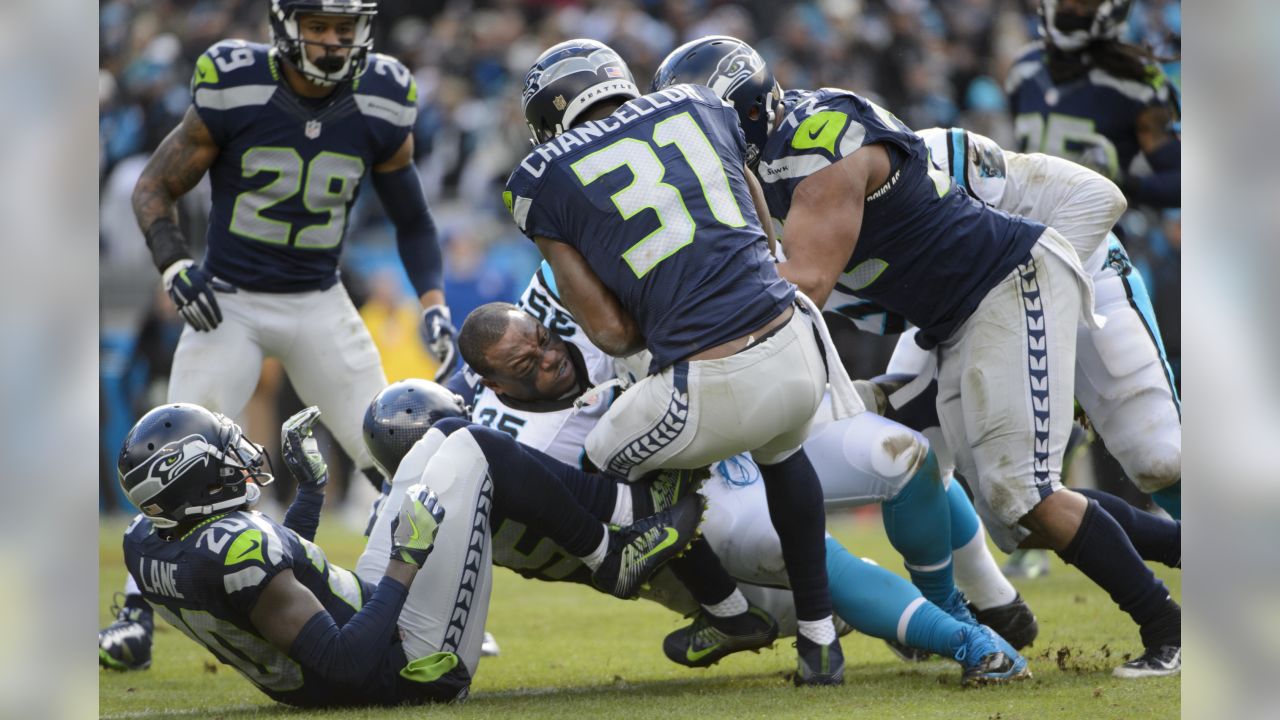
left=282, top=488, right=324, bottom=542
left=371, top=164, right=443, bottom=297
left=288, top=576, right=410, bottom=685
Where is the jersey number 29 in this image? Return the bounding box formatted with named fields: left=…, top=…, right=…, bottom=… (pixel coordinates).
left=571, top=112, right=746, bottom=278
left=230, top=149, right=365, bottom=248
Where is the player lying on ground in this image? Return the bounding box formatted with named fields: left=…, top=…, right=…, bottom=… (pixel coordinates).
left=112, top=403, right=698, bottom=706
left=365, top=375, right=1030, bottom=686
left=654, top=36, right=1180, bottom=678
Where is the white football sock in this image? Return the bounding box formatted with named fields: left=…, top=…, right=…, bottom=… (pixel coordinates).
left=580, top=524, right=610, bottom=572
left=703, top=588, right=748, bottom=617
left=610, top=484, right=634, bottom=527
left=952, top=522, right=1018, bottom=609
left=797, top=616, right=836, bottom=645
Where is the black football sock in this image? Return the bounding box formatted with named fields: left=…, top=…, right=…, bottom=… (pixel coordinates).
left=1076, top=488, right=1181, bottom=567
left=466, top=426, right=604, bottom=556
left=668, top=538, right=739, bottom=606
left=1056, top=499, right=1179, bottom=645
left=759, top=450, right=832, bottom=622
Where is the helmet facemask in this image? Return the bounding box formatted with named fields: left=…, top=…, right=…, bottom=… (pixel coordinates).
left=270, top=1, right=376, bottom=87
left=1040, top=0, right=1133, bottom=53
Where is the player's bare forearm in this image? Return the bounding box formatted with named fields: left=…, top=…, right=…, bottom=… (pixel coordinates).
left=132, top=107, right=219, bottom=233
left=535, top=236, right=644, bottom=356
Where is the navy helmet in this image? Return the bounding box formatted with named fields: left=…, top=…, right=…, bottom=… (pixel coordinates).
left=1039, top=0, right=1133, bottom=52
left=520, top=39, right=640, bottom=145
left=652, top=36, right=782, bottom=167
left=118, top=403, right=274, bottom=529
left=269, top=0, right=377, bottom=86
left=363, top=379, right=469, bottom=477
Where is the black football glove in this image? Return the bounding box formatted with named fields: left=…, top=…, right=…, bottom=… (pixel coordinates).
left=281, top=406, right=327, bottom=491
left=421, top=305, right=460, bottom=381
left=163, top=259, right=223, bottom=332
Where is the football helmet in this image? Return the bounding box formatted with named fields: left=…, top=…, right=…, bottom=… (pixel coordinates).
left=652, top=36, right=782, bottom=167
left=269, top=0, right=376, bottom=86
left=363, top=379, right=469, bottom=477
left=118, top=404, right=274, bottom=529
left=521, top=39, right=640, bottom=145
left=1039, top=0, right=1133, bottom=52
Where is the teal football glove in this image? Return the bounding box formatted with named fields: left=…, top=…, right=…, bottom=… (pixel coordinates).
left=391, top=484, right=445, bottom=567
left=281, top=406, right=327, bottom=490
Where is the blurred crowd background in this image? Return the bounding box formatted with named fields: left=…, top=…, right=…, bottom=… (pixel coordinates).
left=98, top=0, right=1182, bottom=515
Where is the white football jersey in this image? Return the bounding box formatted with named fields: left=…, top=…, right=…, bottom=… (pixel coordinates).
left=469, top=263, right=619, bottom=468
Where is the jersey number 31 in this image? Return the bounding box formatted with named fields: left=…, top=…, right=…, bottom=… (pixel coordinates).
left=571, top=112, right=746, bottom=279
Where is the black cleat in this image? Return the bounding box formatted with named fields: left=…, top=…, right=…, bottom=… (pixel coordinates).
left=592, top=493, right=703, bottom=599
left=884, top=637, right=933, bottom=662
left=1114, top=644, right=1180, bottom=678
left=794, top=635, right=844, bottom=686
left=663, top=604, right=779, bottom=668
left=970, top=593, right=1039, bottom=650
left=99, top=594, right=153, bottom=671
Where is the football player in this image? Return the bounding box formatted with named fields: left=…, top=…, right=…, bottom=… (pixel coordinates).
left=1008, top=0, right=1181, bottom=519
left=505, top=39, right=860, bottom=684
left=1008, top=0, right=1180, bottom=211
left=103, top=0, right=459, bottom=670
left=114, top=401, right=698, bottom=706
left=372, top=347, right=1031, bottom=685
left=653, top=36, right=1180, bottom=678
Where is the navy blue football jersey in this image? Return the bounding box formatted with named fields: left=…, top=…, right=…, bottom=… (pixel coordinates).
left=504, top=83, right=793, bottom=372
left=759, top=88, right=1045, bottom=349
left=1006, top=41, right=1179, bottom=180
left=121, top=510, right=416, bottom=707
left=191, top=41, right=417, bottom=292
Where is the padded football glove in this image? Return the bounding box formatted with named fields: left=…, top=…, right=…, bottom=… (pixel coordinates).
left=391, top=484, right=445, bottom=568
left=420, top=305, right=460, bottom=382
left=163, top=259, right=223, bottom=332
left=281, top=406, right=327, bottom=490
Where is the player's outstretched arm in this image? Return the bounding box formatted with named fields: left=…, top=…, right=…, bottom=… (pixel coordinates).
left=535, top=237, right=644, bottom=357
left=775, top=144, right=888, bottom=306
left=372, top=136, right=458, bottom=379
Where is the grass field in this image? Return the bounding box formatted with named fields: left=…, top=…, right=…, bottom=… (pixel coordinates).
left=99, top=510, right=1179, bottom=720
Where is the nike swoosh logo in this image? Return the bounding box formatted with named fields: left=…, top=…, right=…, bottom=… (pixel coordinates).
left=806, top=120, right=829, bottom=141
left=230, top=538, right=260, bottom=563
left=640, top=527, right=679, bottom=561
left=687, top=641, right=720, bottom=663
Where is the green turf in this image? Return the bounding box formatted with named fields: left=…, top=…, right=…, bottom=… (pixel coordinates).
left=99, top=510, right=1179, bottom=719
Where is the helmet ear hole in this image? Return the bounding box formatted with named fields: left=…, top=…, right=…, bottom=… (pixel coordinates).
left=748, top=106, right=760, bottom=122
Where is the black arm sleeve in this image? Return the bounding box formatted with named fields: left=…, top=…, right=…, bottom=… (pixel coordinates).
left=288, top=576, right=409, bottom=685
left=371, top=164, right=443, bottom=297
left=282, top=487, right=324, bottom=542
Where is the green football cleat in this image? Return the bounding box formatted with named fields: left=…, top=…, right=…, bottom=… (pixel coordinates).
left=663, top=604, right=779, bottom=668
left=592, top=493, right=702, bottom=599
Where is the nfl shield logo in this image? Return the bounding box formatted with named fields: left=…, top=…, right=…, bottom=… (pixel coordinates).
left=553, top=95, right=567, bottom=111
left=305, top=120, right=322, bottom=139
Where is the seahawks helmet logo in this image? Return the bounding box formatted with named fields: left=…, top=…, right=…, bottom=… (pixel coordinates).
left=707, top=46, right=764, bottom=98
left=524, top=48, right=627, bottom=108
left=122, top=434, right=216, bottom=505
